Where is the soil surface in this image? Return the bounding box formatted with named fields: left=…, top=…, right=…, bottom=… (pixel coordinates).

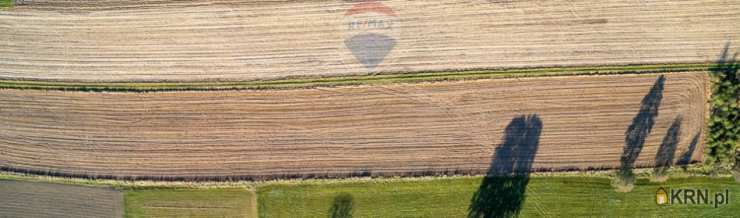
left=0, top=0, right=737, bottom=81
left=0, top=72, right=709, bottom=179
left=0, top=180, right=124, bottom=218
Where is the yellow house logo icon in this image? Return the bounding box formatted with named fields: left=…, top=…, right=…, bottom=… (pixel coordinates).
left=656, top=187, right=668, bottom=205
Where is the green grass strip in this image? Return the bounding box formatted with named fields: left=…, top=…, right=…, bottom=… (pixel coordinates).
left=0, top=0, right=11, bottom=8
left=0, top=63, right=710, bottom=92
left=124, top=188, right=256, bottom=218
left=258, top=176, right=739, bottom=217
left=2, top=169, right=736, bottom=217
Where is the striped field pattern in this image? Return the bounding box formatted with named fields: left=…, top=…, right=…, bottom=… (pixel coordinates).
left=0, top=180, right=124, bottom=218
left=0, top=0, right=738, bottom=81
left=0, top=72, right=709, bottom=179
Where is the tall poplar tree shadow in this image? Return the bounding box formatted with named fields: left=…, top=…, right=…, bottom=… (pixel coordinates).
left=707, top=42, right=739, bottom=172
left=677, top=133, right=701, bottom=166
left=328, top=193, right=353, bottom=218
left=468, top=114, right=542, bottom=218
left=654, top=116, right=682, bottom=180
left=617, top=75, right=664, bottom=189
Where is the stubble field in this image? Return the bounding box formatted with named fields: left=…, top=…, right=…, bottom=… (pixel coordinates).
left=0, top=72, right=708, bottom=179
left=0, top=0, right=738, bottom=81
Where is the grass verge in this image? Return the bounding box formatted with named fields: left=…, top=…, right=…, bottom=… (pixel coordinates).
left=0, top=0, right=11, bottom=8
left=124, top=188, right=256, bottom=218
left=257, top=176, right=738, bottom=217
left=0, top=63, right=710, bottom=92
left=1, top=168, right=736, bottom=217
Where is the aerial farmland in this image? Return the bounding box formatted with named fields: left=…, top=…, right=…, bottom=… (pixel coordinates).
left=0, top=0, right=738, bottom=217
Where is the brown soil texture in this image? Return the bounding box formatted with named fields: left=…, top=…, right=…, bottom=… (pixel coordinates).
left=0, top=72, right=708, bottom=179
left=0, top=0, right=738, bottom=81
left=0, top=180, right=124, bottom=218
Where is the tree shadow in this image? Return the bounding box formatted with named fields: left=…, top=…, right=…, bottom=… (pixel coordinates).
left=711, top=41, right=738, bottom=76
left=468, top=114, right=542, bottom=218
left=654, top=116, right=682, bottom=179
left=618, top=75, right=664, bottom=187
left=707, top=41, right=739, bottom=171
left=677, top=133, right=701, bottom=166
left=328, top=192, right=354, bottom=218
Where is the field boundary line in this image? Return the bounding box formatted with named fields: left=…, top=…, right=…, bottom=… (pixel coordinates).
left=0, top=63, right=711, bottom=92
left=1, top=166, right=730, bottom=188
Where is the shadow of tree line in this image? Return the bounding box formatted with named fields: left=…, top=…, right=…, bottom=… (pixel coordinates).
left=654, top=116, right=682, bottom=179
left=327, top=57, right=731, bottom=215
left=617, top=75, right=664, bottom=188
left=468, top=114, right=542, bottom=218
left=620, top=60, right=718, bottom=185
left=677, top=133, right=701, bottom=166
left=324, top=115, right=543, bottom=218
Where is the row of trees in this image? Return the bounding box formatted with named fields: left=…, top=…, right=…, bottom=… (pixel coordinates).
left=705, top=44, right=739, bottom=174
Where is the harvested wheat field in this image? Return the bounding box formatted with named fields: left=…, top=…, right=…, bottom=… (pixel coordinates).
left=0, top=0, right=738, bottom=81
left=0, top=180, right=124, bottom=218
left=0, top=72, right=708, bottom=179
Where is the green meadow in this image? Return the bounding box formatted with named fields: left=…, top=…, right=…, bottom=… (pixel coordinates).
left=258, top=176, right=739, bottom=217
left=0, top=0, right=11, bottom=8
left=2, top=172, right=737, bottom=217
left=124, top=188, right=256, bottom=218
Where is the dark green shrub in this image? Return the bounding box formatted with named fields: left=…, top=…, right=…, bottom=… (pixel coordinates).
left=705, top=44, right=739, bottom=172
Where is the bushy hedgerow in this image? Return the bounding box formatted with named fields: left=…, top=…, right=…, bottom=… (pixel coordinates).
left=705, top=44, right=739, bottom=172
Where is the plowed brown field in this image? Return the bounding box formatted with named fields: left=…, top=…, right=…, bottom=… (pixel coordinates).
left=0, top=72, right=708, bottom=179
left=0, top=180, right=124, bottom=218
left=0, top=0, right=738, bottom=81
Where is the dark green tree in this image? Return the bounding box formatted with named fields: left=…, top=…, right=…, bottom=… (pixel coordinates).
left=328, top=193, right=353, bottom=218
left=705, top=43, right=739, bottom=172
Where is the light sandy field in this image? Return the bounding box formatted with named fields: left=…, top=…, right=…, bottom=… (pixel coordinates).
left=0, top=72, right=708, bottom=179
left=0, top=0, right=738, bottom=82
left=0, top=180, right=124, bottom=218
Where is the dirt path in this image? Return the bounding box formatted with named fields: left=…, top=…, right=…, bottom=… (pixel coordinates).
left=0, top=0, right=738, bottom=82
left=0, top=72, right=708, bottom=179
